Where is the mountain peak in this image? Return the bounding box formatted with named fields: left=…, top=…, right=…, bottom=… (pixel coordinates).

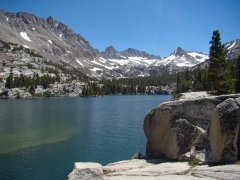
left=173, top=47, right=186, bottom=56
left=46, top=16, right=55, bottom=25
left=103, top=46, right=122, bottom=59
left=122, top=48, right=161, bottom=59
left=105, top=46, right=117, bottom=53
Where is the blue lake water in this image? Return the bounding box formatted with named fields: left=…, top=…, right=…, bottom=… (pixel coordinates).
left=0, top=95, right=171, bottom=179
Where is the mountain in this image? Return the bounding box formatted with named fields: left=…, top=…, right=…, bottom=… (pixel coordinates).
left=102, top=46, right=123, bottom=59
left=153, top=47, right=208, bottom=68
left=0, top=10, right=239, bottom=79
left=0, top=10, right=101, bottom=76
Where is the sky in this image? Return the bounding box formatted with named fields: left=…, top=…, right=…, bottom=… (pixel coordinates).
left=0, top=0, right=239, bottom=57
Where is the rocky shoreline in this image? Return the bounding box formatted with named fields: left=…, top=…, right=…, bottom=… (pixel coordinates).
left=0, top=81, right=84, bottom=98
left=68, top=92, right=240, bottom=179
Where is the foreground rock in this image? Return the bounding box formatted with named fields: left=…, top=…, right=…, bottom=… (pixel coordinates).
left=144, top=92, right=219, bottom=160
left=192, top=164, right=240, bottom=179
left=68, top=159, right=240, bottom=180
left=206, top=98, right=240, bottom=163
left=144, top=92, right=240, bottom=163
left=68, top=163, right=103, bottom=180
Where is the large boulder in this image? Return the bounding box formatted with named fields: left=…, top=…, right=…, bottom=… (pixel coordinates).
left=206, top=98, right=240, bottom=163
left=144, top=95, right=219, bottom=160
left=144, top=92, right=240, bottom=162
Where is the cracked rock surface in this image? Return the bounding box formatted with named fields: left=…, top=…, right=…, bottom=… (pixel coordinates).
left=68, top=159, right=240, bottom=180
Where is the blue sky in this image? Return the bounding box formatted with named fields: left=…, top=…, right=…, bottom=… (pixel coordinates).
left=0, top=0, right=239, bottom=57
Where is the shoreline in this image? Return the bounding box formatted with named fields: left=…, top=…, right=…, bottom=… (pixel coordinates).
left=0, top=92, right=172, bottom=99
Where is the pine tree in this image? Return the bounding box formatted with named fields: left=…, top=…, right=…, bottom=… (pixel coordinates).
left=203, top=70, right=208, bottom=90
left=176, top=73, right=181, bottom=93
left=236, top=56, right=240, bottom=93
left=29, top=85, right=35, bottom=96
left=6, top=68, right=14, bottom=88
left=208, top=30, right=227, bottom=94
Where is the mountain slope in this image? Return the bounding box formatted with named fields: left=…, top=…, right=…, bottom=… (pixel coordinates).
left=0, top=10, right=100, bottom=76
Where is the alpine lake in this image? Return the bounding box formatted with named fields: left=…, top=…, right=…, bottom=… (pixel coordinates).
left=0, top=95, right=171, bottom=179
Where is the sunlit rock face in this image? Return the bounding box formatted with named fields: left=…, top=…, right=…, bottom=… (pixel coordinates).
left=144, top=92, right=240, bottom=163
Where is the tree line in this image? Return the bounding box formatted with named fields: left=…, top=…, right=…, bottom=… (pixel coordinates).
left=82, top=75, right=175, bottom=96
left=5, top=70, right=60, bottom=95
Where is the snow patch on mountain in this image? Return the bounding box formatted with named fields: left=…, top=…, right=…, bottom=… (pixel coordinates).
left=20, top=32, right=31, bottom=42
left=107, top=56, right=158, bottom=67
left=90, top=59, right=114, bottom=70
left=23, top=45, right=29, bottom=49
left=76, top=59, right=83, bottom=66
left=91, top=67, right=102, bottom=72
left=187, top=52, right=208, bottom=62
left=91, top=60, right=104, bottom=66
left=99, top=57, right=107, bottom=63
left=227, top=41, right=236, bottom=50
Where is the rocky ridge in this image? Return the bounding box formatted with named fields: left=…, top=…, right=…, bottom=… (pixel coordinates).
left=102, top=46, right=162, bottom=60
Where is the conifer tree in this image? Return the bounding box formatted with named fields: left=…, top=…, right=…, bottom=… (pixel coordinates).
left=176, top=73, right=181, bottom=93
left=208, top=30, right=227, bottom=94
left=236, top=56, right=240, bottom=93
left=6, top=68, right=14, bottom=88
left=29, top=85, right=35, bottom=96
